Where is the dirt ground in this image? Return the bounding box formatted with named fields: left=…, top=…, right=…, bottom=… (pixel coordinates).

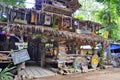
left=35, top=68, right=120, bottom=80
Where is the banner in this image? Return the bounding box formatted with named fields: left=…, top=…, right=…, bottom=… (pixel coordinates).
left=53, top=15, right=61, bottom=29
left=44, top=15, right=52, bottom=25
left=103, top=31, right=109, bottom=39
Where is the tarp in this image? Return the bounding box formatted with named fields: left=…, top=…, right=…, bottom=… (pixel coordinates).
left=110, top=44, right=120, bottom=50
left=0, top=32, right=2, bottom=35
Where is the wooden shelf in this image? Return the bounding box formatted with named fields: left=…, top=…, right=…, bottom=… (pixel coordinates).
left=0, top=21, right=26, bottom=25
left=42, top=4, right=72, bottom=16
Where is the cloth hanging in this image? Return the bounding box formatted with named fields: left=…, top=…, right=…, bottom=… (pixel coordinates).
left=53, top=15, right=62, bottom=29
left=31, top=12, right=37, bottom=24
left=44, top=15, right=52, bottom=25
left=31, top=12, right=34, bottom=23
left=103, top=31, right=109, bottom=39
left=26, top=10, right=31, bottom=24
left=62, top=17, right=71, bottom=30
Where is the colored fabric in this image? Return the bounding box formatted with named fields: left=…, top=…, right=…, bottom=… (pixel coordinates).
left=44, top=15, right=51, bottom=25
left=31, top=12, right=37, bottom=24
left=110, top=44, right=120, bottom=50
left=53, top=15, right=60, bottom=29
left=31, top=13, right=35, bottom=23
left=34, top=12, right=37, bottom=24
left=103, top=31, right=109, bottom=39
left=63, top=17, right=71, bottom=30
left=0, top=32, right=2, bottom=35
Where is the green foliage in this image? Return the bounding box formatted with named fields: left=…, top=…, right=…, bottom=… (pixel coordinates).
left=75, top=0, right=120, bottom=40
left=0, top=66, right=15, bottom=80
left=1, top=0, right=26, bottom=8
left=96, top=0, right=104, bottom=3
left=95, top=0, right=120, bottom=40
left=75, top=0, right=104, bottom=22
left=74, top=15, right=85, bottom=20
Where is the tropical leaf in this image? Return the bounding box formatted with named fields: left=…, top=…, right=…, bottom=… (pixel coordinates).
left=0, top=66, right=15, bottom=80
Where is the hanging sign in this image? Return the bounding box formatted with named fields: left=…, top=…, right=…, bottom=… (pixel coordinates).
left=11, top=49, right=30, bottom=65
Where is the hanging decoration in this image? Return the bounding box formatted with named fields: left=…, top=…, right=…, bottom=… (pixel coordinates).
left=53, top=14, right=62, bottom=29
left=62, top=16, right=72, bottom=31
left=44, top=14, right=52, bottom=26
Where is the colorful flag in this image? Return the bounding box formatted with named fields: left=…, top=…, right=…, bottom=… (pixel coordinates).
left=103, top=31, right=109, bottom=39
left=53, top=15, right=61, bottom=29
left=44, top=15, right=51, bottom=25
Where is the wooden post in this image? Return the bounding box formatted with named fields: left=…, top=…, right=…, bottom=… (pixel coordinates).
left=99, top=42, right=104, bottom=68
left=106, top=44, right=112, bottom=63
left=41, top=0, right=44, bottom=12
left=92, top=43, right=95, bottom=55
left=40, top=43, right=45, bottom=67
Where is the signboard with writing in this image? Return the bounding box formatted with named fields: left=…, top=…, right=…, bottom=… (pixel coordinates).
left=15, top=42, right=28, bottom=50
left=11, top=49, right=30, bottom=65
left=76, top=29, right=91, bottom=34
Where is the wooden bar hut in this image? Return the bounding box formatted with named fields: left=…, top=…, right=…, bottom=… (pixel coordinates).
left=0, top=0, right=112, bottom=74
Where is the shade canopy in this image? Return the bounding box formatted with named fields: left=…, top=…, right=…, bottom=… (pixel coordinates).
left=110, top=44, right=120, bottom=50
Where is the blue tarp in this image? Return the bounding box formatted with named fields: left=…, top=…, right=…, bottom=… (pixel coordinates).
left=110, top=44, right=120, bottom=50
left=0, top=32, right=2, bottom=35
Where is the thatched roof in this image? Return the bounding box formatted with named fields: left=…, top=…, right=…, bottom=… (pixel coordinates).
left=7, top=24, right=110, bottom=45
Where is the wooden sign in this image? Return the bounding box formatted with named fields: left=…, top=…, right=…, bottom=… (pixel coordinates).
left=15, top=42, right=28, bottom=50
left=11, top=49, right=30, bottom=65
left=76, top=29, right=91, bottom=34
